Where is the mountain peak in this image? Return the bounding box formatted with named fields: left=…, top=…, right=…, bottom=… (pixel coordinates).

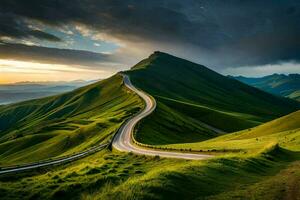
left=148, top=51, right=178, bottom=61
left=132, top=51, right=205, bottom=72
left=131, top=51, right=176, bottom=70
left=268, top=73, right=286, bottom=78
left=152, top=51, right=171, bottom=57
left=153, top=50, right=164, bottom=55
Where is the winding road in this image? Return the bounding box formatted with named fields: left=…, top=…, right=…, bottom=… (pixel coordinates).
left=112, top=75, right=212, bottom=160
left=0, top=74, right=212, bottom=175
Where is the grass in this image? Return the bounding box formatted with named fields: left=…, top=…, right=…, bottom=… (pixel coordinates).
left=156, top=110, right=300, bottom=154
left=288, top=90, right=300, bottom=102
left=133, top=101, right=218, bottom=145
left=0, top=91, right=299, bottom=200
left=0, top=74, right=144, bottom=166
left=126, top=52, right=300, bottom=145
left=0, top=150, right=170, bottom=200
left=206, top=160, right=300, bottom=200
left=0, top=52, right=300, bottom=200
left=1, top=142, right=299, bottom=200
left=95, top=149, right=300, bottom=200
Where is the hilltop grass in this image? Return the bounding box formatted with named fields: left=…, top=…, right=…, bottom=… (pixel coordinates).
left=0, top=74, right=144, bottom=166
left=126, top=52, right=300, bottom=146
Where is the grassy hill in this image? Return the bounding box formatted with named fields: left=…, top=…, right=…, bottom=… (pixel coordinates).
left=0, top=52, right=300, bottom=200
left=0, top=74, right=143, bottom=166
left=289, top=90, right=300, bottom=101
left=233, top=74, right=300, bottom=102
left=1, top=110, right=299, bottom=199
left=126, top=52, right=300, bottom=145
left=162, top=110, right=300, bottom=154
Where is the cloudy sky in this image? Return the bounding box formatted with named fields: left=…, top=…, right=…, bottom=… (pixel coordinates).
left=1, top=0, right=300, bottom=83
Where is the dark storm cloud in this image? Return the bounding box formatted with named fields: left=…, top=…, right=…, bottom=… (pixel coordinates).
left=1, top=0, right=300, bottom=67
left=0, top=42, right=115, bottom=67
left=28, top=30, right=61, bottom=42
left=0, top=12, right=61, bottom=42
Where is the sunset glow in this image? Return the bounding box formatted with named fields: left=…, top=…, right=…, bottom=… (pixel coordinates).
left=0, top=59, right=116, bottom=83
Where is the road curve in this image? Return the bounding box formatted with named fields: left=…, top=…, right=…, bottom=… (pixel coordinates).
left=113, top=75, right=212, bottom=160
left=0, top=143, right=107, bottom=175
left=0, top=74, right=211, bottom=175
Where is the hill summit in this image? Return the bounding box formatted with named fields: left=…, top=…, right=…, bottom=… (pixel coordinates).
left=126, top=51, right=300, bottom=145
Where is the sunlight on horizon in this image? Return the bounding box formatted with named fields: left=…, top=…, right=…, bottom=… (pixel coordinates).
left=0, top=59, right=115, bottom=84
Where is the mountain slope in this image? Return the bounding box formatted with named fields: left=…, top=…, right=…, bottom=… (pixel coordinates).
left=125, top=52, right=300, bottom=145
left=1, top=52, right=300, bottom=200
left=164, top=110, right=300, bottom=153
left=0, top=74, right=143, bottom=166
left=1, top=111, right=299, bottom=200
left=233, top=74, right=300, bottom=102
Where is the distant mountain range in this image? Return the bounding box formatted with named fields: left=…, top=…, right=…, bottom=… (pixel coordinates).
left=0, top=80, right=98, bottom=105
left=231, top=74, right=300, bottom=102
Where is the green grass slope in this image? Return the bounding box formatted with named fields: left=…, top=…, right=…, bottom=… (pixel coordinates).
left=126, top=51, right=300, bottom=145
left=0, top=87, right=299, bottom=200
left=1, top=137, right=300, bottom=200
left=0, top=74, right=143, bottom=166
left=288, top=90, right=300, bottom=101
left=163, top=110, right=300, bottom=153
left=233, top=73, right=300, bottom=102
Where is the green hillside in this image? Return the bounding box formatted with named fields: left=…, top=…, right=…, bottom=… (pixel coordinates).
left=233, top=74, right=300, bottom=102
left=126, top=52, right=300, bottom=145
left=288, top=91, right=300, bottom=101
left=0, top=74, right=143, bottom=166
left=0, top=53, right=300, bottom=200
left=163, top=110, right=300, bottom=153
left=1, top=110, right=299, bottom=200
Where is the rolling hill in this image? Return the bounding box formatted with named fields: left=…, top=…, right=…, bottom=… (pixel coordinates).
left=1, top=110, right=299, bottom=200
left=0, top=74, right=143, bottom=166
left=125, top=52, right=300, bottom=145
left=232, top=74, right=300, bottom=102
left=80, top=109, right=300, bottom=200
left=163, top=110, right=300, bottom=153
left=0, top=52, right=300, bottom=200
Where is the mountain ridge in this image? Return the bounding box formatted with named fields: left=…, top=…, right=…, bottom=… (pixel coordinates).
left=125, top=51, right=300, bottom=145
left=232, top=73, right=300, bottom=101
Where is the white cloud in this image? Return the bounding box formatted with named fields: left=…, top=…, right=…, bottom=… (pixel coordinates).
left=74, top=24, right=92, bottom=37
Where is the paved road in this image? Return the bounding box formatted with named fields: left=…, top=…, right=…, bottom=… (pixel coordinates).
left=0, top=143, right=108, bottom=174
left=0, top=74, right=212, bottom=175
left=113, top=75, right=212, bottom=160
